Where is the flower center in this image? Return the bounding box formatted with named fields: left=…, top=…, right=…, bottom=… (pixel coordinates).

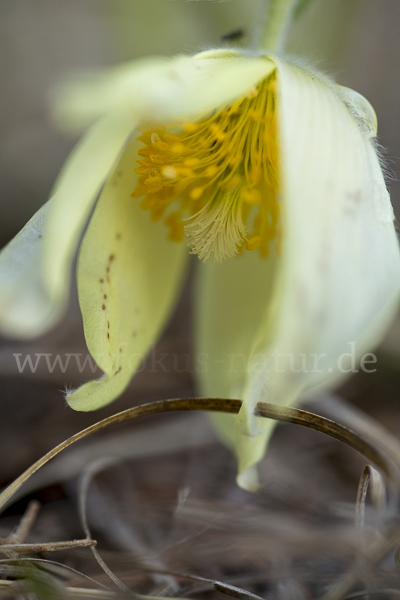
left=131, top=71, right=280, bottom=263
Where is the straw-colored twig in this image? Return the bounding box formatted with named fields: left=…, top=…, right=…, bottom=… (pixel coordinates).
left=0, top=397, right=399, bottom=598
left=1, top=398, right=397, bottom=515
left=0, top=539, right=96, bottom=555
left=7, top=499, right=40, bottom=545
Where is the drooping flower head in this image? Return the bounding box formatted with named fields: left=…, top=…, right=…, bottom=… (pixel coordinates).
left=0, top=47, right=399, bottom=488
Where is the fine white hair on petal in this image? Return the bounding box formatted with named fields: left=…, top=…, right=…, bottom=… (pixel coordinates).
left=336, top=85, right=378, bottom=139
left=63, top=385, right=78, bottom=399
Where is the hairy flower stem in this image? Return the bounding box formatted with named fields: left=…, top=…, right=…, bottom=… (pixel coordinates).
left=259, top=0, right=298, bottom=53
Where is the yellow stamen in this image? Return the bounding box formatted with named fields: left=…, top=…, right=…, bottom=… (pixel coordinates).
left=164, top=132, right=182, bottom=143
left=205, top=165, right=219, bottom=177
left=184, top=157, right=200, bottom=167
left=171, top=144, right=187, bottom=155
left=190, top=187, right=204, bottom=201
left=162, top=166, right=177, bottom=179
left=165, top=212, right=185, bottom=242
left=131, top=71, right=281, bottom=263
left=246, top=235, right=261, bottom=251
left=241, top=187, right=260, bottom=205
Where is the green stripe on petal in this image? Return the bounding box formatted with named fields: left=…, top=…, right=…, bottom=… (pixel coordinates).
left=66, top=138, right=187, bottom=411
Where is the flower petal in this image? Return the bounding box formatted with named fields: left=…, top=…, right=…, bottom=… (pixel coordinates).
left=0, top=201, right=55, bottom=337
left=44, top=114, right=138, bottom=314
left=52, top=51, right=276, bottom=132
left=66, top=138, right=187, bottom=411
left=195, top=250, right=279, bottom=458
left=0, top=114, right=136, bottom=338
left=236, top=59, right=400, bottom=476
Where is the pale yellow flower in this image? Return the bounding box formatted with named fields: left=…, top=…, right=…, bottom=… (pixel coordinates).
left=1, top=50, right=399, bottom=487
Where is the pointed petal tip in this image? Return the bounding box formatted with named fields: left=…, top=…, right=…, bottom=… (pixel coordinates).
left=236, top=465, right=261, bottom=492
left=65, top=375, right=122, bottom=412
left=337, top=85, right=378, bottom=139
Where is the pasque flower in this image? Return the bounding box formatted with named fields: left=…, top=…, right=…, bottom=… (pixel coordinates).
left=1, top=47, right=399, bottom=486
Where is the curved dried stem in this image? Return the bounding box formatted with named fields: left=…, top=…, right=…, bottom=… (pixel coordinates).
left=0, top=397, right=398, bottom=519
left=0, top=398, right=240, bottom=514
left=255, top=402, right=399, bottom=498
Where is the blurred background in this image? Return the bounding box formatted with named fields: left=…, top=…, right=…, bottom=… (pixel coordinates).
left=1, top=1, right=400, bottom=597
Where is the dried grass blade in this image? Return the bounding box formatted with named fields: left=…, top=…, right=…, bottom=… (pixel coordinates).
left=126, top=565, right=265, bottom=600
left=0, top=557, right=109, bottom=589
left=79, top=459, right=179, bottom=594
left=78, top=458, right=132, bottom=595
left=0, top=398, right=240, bottom=514
left=355, top=465, right=386, bottom=534
left=255, top=402, right=399, bottom=497
left=314, top=395, right=400, bottom=466
left=0, top=539, right=96, bottom=554
left=212, top=581, right=265, bottom=600
left=1, top=397, right=397, bottom=517
left=321, top=526, right=400, bottom=600
left=7, top=499, right=40, bottom=544
left=64, top=588, right=118, bottom=599
left=343, top=589, right=400, bottom=599
left=15, top=414, right=215, bottom=504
